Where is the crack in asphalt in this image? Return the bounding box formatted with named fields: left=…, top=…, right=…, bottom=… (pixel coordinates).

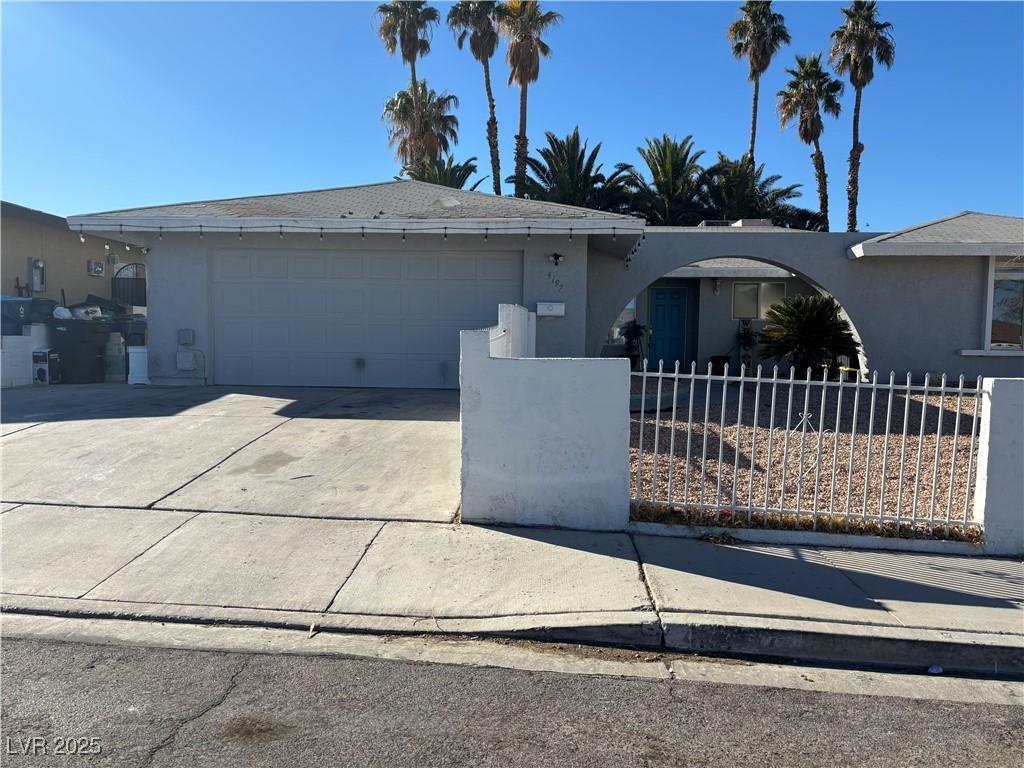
left=137, top=656, right=250, bottom=768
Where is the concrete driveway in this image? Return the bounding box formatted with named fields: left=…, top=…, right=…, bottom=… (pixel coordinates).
left=0, top=384, right=460, bottom=521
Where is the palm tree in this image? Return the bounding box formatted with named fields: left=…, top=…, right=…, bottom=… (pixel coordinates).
left=727, top=1, right=791, bottom=167
left=448, top=1, right=504, bottom=196
left=620, top=134, right=708, bottom=226
left=382, top=82, right=459, bottom=165
left=401, top=155, right=486, bottom=190
left=777, top=53, right=844, bottom=230
left=702, top=152, right=823, bottom=229
left=515, top=127, right=628, bottom=211
left=829, top=0, right=895, bottom=232
left=499, top=0, right=562, bottom=198
left=376, top=1, right=440, bottom=166
left=760, top=294, right=860, bottom=374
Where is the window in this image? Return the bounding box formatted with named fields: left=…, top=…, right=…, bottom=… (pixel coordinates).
left=732, top=282, right=786, bottom=320
left=991, top=257, right=1024, bottom=349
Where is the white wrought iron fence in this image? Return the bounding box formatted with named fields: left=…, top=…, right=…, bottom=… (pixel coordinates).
left=631, top=362, right=983, bottom=539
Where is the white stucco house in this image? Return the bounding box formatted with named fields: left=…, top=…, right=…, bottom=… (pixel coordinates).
left=68, top=182, right=1023, bottom=387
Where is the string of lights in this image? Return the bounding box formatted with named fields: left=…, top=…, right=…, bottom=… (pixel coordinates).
left=76, top=222, right=647, bottom=265
left=73, top=221, right=644, bottom=239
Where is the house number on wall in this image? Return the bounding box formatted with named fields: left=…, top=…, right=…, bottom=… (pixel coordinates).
left=546, top=271, right=565, bottom=293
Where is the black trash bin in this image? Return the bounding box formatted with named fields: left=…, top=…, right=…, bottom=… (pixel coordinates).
left=709, top=355, right=732, bottom=376
left=47, top=320, right=112, bottom=384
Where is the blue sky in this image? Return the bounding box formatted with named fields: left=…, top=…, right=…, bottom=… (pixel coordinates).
left=2, top=1, right=1022, bottom=231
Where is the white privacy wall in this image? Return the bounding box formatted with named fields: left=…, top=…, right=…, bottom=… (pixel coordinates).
left=974, top=378, right=1024, bottom=556
left=460, top=308, right=631, bottom=530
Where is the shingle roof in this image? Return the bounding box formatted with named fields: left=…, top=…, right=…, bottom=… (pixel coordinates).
left=75, top=180, right=634, bottom=222
left=861, top=211, right=1023, bottom=245
left=851, top=211, right=1023, bottom=257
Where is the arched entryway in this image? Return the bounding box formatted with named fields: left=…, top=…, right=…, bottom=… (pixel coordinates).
left=596, top=248, right=869, bottom=376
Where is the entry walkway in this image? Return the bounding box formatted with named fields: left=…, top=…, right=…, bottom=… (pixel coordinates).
left=2, top=505, right=1021, bottom=674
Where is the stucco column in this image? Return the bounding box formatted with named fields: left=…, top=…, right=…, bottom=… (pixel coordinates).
left=974, top=378, right=1024, bottom=556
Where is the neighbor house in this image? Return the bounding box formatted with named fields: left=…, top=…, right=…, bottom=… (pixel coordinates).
left=68, top=182, right=1024, bottom=387
left=2, top=201, right=145, bottom=308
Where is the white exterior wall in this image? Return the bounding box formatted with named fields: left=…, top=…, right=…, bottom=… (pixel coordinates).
left=1, top=323, right=50, bottom=388
left=460, top=320, right=630, bottom=530
left=975, top=377, right=1024, bottom=556
left=143, top=232, right=588, bottom=385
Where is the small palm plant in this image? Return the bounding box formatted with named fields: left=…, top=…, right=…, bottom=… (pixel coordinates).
left=759, top=294, right=860, bottom=375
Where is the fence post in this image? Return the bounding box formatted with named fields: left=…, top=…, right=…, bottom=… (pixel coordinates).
left=974, top=378, right=1024, bottom=556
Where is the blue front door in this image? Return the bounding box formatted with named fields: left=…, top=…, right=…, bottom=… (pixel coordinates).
left=648, top=286, right=687, bottom=369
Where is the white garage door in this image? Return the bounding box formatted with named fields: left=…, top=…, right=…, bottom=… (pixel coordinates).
left=212, top=249, right=522, bottom=388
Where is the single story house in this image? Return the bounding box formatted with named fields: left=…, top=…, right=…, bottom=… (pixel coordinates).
left=68, top=182, right=1023, bottom=387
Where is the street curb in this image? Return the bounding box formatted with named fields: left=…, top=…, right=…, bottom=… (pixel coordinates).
left=0, top=595, right=663, bottom=650
left=662, top=612, right=1024, bottom=676
left=4, top=594, right=1022, bottom=675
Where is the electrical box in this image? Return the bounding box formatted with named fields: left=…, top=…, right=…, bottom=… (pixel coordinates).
left=26, top=258, right=46, bottom=292
left=177, top=328, right=195, bottom=346
left=176, top=349, right=198, bottom=371
left=536, top=301, right=565, bottom=317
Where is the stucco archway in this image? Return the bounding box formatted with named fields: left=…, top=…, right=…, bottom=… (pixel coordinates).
left=585, top=227, right=988, bottom=379
left=597, top=248, right=870, bottom=374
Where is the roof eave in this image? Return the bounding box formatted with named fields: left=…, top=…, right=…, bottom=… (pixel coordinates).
left=851, top=242, right=1024, bottom=258
left=66, top=214, right=645, bottom=237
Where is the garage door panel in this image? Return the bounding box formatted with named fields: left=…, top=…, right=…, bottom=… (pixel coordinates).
left=403, top=288, right=439, bottom=318
left=213, top=249, right=522, bottom=388
left=219, top=320, right=254, bottom=351
left=216, top=284, right=254, bottom=314
left=331, top=286, right=365, bottom=315
left=288, top=322, right=329, bottom=352
left=218, top=356, right=254, bottom=384
left=255, top=321, right=289, bottom=351
left=477, top=286, right=522, bottom=316
left=363, top=285, right=403, bottom=317
left=406, top=254, right=439, bottom=280
left=373, top=323, right=405, bottom=353
left=292, top=283, right=330, bottom=315
left=327, top=357, right=365, bottom=387
left=293, top=254, right=326, bottom=278
left=255, top=254, right=289, bottom=279
left=332, top=254, right=364, bottom=279
left=217, top=253, right=252, bottom=279
left=480, top=253, right=520, bottom=281
left=325, top=326, right=366, bottom=353
left=369, top=255, right=402, bottom=279
left=443, top=254, right=478, bottom=280
left=254, top=284, right=290, bottom=314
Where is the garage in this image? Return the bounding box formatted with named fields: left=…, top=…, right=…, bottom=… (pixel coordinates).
left=67, top=180, right=643, bottom=387
left=211, top=249, right=522, bottom=388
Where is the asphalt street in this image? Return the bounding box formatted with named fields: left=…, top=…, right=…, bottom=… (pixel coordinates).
left=2, top=636, right=1021, bottom=768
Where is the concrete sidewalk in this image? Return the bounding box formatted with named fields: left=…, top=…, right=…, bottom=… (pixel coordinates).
left=1, top=504, right=1022, bottom=674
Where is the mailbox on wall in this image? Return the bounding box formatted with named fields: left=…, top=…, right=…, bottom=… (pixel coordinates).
left=536, top=301, right=565, bottom=317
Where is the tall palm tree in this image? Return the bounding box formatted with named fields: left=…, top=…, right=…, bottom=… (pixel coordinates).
left=448, top=1, right=504, bottom=196
left=401, top=155, right=486, bottom=190
left=376, top=1, right=440, bottom=166
left=829, top=0, right=895, bottom=232
left=620, top=134, right=708, bottom=226
left=777, top=53, right=844, bottom=230
left=515, top=127, right=628, bottom=212
left=499, top=0, right=562, bottom=198
left=382, top=82, right=459, bottom=165
left=702, top=152, right=822, bottom=229
left=727, top=1, right=791, bottom=167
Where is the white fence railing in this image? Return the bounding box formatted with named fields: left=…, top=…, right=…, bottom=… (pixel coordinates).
left=632, top=362, right=983, bottom=538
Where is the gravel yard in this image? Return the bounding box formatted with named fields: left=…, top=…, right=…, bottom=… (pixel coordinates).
left=630, top=376, right=982, bottom=536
